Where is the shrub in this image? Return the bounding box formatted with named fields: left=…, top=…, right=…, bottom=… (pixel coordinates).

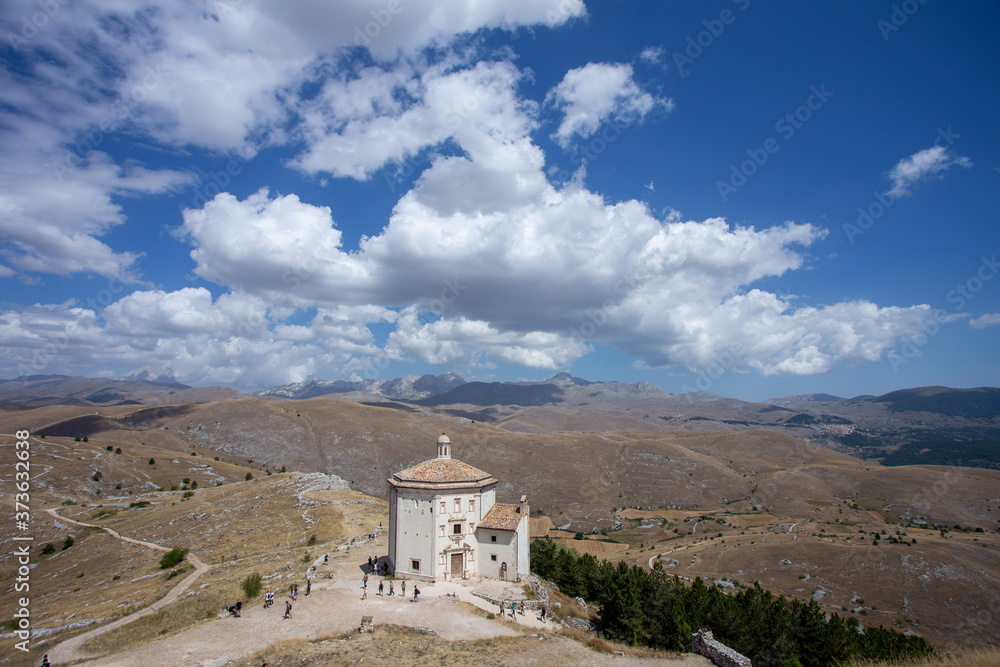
left=92, top=471, right=102, bottom=482
left=115, top=447, right=121, bottom=454
left=159, top=547, right=188, bottom=569
left=106, top=446, right=113, bottom=451
left=241, top=572, right=263, bottom=599
left=245, top=472, right=253, bottom=481
left=149, top=458, right=155, bottom=465
left=40, top=543, right=55, bottom=555
left=61, top=536, right=74, bottom=550
left=182, top=491, right=194, bottom=499
left=308, top=534, right=317, bottom=546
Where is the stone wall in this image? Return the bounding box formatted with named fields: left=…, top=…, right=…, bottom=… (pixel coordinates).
left=692, top=629, right=752, bottom=667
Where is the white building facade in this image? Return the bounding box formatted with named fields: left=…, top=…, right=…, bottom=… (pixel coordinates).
left=387, top=434, right=530, bottom=582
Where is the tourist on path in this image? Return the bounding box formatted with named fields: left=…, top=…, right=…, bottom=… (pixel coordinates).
left=389, top=581, right=394, bottom=596
left=401, top=581, right=405, bottom=597
left=378, top=580, right=384, bottom=596
left=305, top=579, right=311, bottom=596
left=284, top=601, right=292, bottom=619
left=412, top=586, right=420, bottom=602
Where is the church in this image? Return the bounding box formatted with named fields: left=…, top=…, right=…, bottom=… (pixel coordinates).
left=386, top=434, right=530, bottom=582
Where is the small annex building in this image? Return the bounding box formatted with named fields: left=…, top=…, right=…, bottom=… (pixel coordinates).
left=386, top=434, right=530, bottom=582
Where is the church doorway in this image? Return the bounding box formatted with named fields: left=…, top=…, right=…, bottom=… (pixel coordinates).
left=450, top=552, right=463, bottom=578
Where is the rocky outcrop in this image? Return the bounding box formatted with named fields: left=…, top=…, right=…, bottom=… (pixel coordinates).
left=692, top=629, right=752, bottom=667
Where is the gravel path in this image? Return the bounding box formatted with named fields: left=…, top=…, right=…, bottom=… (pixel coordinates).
left=44, top=508, right=213, bottom=666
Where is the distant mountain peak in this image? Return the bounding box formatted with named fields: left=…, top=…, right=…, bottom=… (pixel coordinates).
left=115, top=366, right=177, bottom=384
left=547, top=372, right=592, bottom=387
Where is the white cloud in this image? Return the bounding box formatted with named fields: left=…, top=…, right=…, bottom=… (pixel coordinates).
left=0, top=0, right=954, bottom=387
left=639, top=46, right=664, bottom=65
left=292, top=59, right=537, bottom=179
left=886, top=145, right=972, bottom=199
left=546, top=62, right=672, bottom=149
left=969, top=313, right=1000, bottom=329
left=0, top=0, right=584, bottom=279
left=173, top=154, right=939, bottom=380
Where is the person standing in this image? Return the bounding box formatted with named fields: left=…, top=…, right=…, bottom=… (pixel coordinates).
left=400, top=581, right=405, bottom=597
left=305, top=579, right=311, bottom=597
left=378, top=580, right=384, bottom=596
left=388, top=581, right=394, bottom=596
left=284, top=600, right=292, bottom=619
left=413, top=586, right=420, bottom=602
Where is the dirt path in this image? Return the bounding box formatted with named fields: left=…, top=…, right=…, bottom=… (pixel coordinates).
left=44, top=508, right=213, bottom=665
left=65, top=578, right=526, bottom=667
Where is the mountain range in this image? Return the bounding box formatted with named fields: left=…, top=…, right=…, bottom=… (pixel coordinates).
left=3, top=369, right=999, bottom=470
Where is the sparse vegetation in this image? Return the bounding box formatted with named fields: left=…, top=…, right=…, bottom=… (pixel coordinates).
left=62, top=536, right=75, bottom=550
left=159, top=547, right=189, bottom=570
left=241, top=572, right=263, bottom=599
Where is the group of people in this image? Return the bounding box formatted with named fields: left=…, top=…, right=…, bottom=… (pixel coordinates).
left=361, top=572, right=419, bottom=602
left=496, top=600, right=547, bottom=623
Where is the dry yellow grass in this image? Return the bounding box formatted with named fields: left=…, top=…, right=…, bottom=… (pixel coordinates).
left=849, top=647, right=1000, bottom=666
left=240, top=624, right=705, bottom=667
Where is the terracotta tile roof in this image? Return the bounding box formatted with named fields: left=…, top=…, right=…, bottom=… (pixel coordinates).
left=478, top=503, right=524, bottom=531
left=391, top=457, right=495, bottom=486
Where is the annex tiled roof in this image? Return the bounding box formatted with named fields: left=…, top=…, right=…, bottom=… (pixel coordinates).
left=478, top=503, right=524, bottom=531
left=390, top=457, right=496, bottom=487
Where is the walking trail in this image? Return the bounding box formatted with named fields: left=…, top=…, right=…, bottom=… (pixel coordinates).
left=44, top=508, right=212, bottom=665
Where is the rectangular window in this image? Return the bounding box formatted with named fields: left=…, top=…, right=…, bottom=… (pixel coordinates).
left=440, top=525, right=445, bottom=537
left=411, top=559, right=420, bottom=571
left=440, top=554, right=445, bottom=565
left=453, top=523, right=462, bottom=535
left=455, top=499, right=461, bottom=512
left=469, top=523, right=475, bottom=532
left=490, top=554, right=497, bottom=562
left=440, top=501, right=446, bottom=513
left=491, top=535, right=497, bottom=543
left=469, top=499, right=475, bottom=512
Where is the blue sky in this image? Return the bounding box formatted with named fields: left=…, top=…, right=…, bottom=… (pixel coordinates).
left=1, top=0, right=997, bottom=401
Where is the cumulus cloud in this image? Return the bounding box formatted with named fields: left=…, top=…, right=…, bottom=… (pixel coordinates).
left=886, top=145, right=972, bottom=199
left=0, top=0, right=954, bottom=388
left=0, top=0, right=583, bottom=278
left=292, top=59, right=538, bottom=179
left=172, top=158, right=938, bottom=380
left=546, top=62, right=672, bottom=149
